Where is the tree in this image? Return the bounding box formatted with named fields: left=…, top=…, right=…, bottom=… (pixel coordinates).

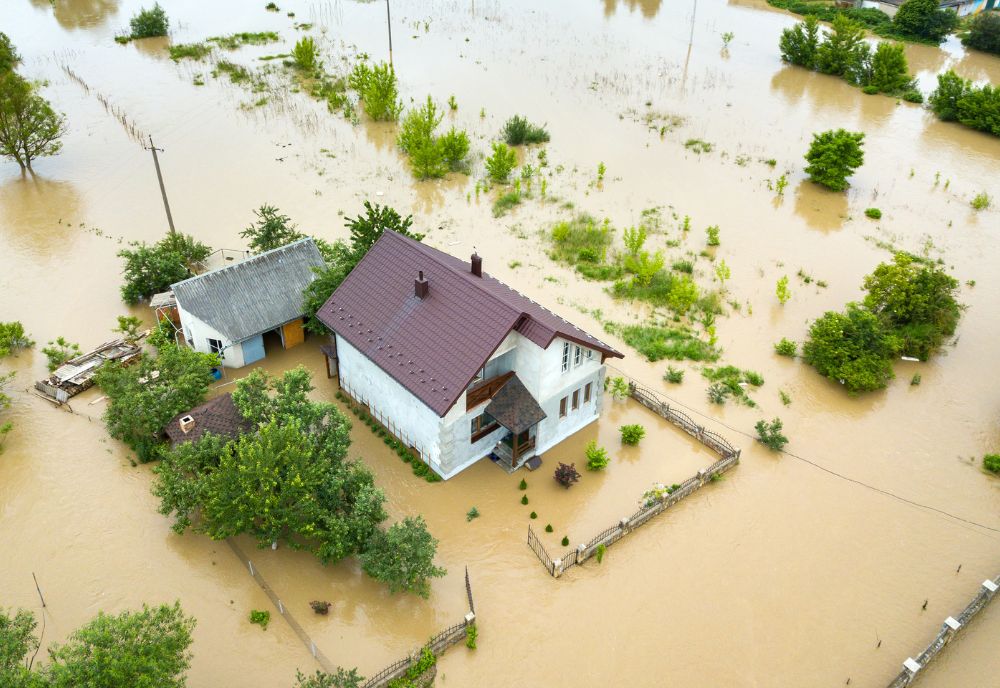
left=755, top=417, right=788, bottom=451
left=0, top=32, right=20, bottom=74
left=776, top=275, right=791, bottom=305
left=43, top=602, right=194, bottom=688
left=129, top=3, right=169, bottom=39
left=893, top=0, right=958, bottom=42
left=348, top=61, right=402, bottom=121
left=803, top=129, right=865, bottom=191
left=360, top=516, right=446, bottom=597
left=0, top=321, right=33, bottom=357
left=0, top=73, right=67, bottom=171
left=955, top=83, right=1000, bottom=136
left=962, top=11, right=1000, bottom=56
left=241, top=204, right=303, bottom=254
left=0, top=608, right=37, bottom=687
left=802, top=303, right=901, bottom=393
left=869, top=42, right=912, bottom=93
left=117, top=232, right=211, bottom=304
left=816, top=15, right=868, bottom=78
left=862, top=252, right=962, bottom=359
left=779, top=15, right=821, bottom=68
left=928, top=69, right=971, bottom=121
left=484, top=141, right=518, bottom=183
left=95, top=340, right=218, bottom=461
left=295, top=668, right=364, bottom=688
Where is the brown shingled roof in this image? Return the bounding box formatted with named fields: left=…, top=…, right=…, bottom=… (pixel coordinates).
left=163, top=393, right=252, bottom=446
left=316, top=231, right=621, bottom=417
left=485, top=375, right=547, bottom=435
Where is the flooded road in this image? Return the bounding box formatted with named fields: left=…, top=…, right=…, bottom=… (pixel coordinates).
left=1, top=0, right=998, bottom=685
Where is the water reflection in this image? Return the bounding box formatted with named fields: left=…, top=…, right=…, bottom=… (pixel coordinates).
left=602, top=0, right=663, bottom=19
left=0, top=175, right=82, bottom=257
left=792, top=180, right=849, bottom=232
left=29, top=0, right=119, bottom=30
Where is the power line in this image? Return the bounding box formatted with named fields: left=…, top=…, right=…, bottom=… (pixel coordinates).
left=606, top=365, right=1000, bottom=537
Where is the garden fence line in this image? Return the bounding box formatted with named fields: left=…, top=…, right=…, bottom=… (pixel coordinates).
left=526, top=373, right=741, bottom=578
left=885, top=574, right=1000, bottom=687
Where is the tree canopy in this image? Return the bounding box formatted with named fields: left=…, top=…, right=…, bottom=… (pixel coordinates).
left=0, top=32, right=20, bottom=74
left=241, top=204, right=304, bottom=254
left=803, top=303, right=900, bottom=393
left=360, top=516, right=446, bottom=598
left=0, top=72, right=67, bottom=171
left=892, top=0, right=958, bottom=42
left=803, top=129, right=865, bottom=191
left=117, top=232, right=211, bottom=304
left=962, top=11, right=1000, bottom=55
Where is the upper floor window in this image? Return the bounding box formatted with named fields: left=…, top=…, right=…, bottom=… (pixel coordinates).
left=561, top=342, right=570, bottom=372
left=586, top=348, right=593, bottom=360
left=574, top=346, right=582, bottom=367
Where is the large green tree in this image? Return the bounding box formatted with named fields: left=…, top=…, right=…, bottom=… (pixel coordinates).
left=962, top=11, right=1000, bottom=55
left=360, top=516, right=446, bottom=598
left=803, top=303, right=901, bottom=393
left=240, top=204, right=304, bottom=254
left=95, top=340, right=218, bottom=462
left=862, top=252, right=962, bottom=359
left=892, top=0, right=958, bottom=41
left=816, top=15, right=868, bottom=78
left=0, top=608, right=37, bottom=687
left=803, top=129, right=865, bottom=191
left=928, top=69, right=971, bottom=121
left=779, top=15, right=821, bottom=68
left=868, top=42, right=912, bottom=93
left=0, top=73, right=67, bottom=171
left=117, top=232, right=211, bottom=304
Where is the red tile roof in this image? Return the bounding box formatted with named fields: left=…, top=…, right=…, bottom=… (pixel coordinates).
left=317, top=231, right=622, bottom=417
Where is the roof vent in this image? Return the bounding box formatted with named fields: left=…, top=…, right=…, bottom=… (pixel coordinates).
left=471, top=252, right=482, bottom=277
left=179, top=415, right=196, bottom=434
left=415, top=270, right=429, bottom=299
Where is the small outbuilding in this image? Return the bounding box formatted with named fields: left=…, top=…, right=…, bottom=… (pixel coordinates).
left=163, top=393, right=252, bottom=446
left=172, top=238, right=325, bottom=368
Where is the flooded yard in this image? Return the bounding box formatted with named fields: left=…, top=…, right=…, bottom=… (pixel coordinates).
left=1, top=0, right=999, bottom=686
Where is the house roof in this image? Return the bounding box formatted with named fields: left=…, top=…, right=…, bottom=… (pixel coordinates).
left=172, top=238, right=324, bottom=342
left=163, top=393, right=252, bottom=446
left=485, top=375, right=547, bottom=435
left=316, top=230, right=622, bottom=417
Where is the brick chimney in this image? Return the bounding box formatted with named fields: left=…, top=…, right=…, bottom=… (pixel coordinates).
left=471, top=252, right=482, bottom=277
left=414, top=270, right=429, bottom=299
left=179, top=415, right=196, bottom=434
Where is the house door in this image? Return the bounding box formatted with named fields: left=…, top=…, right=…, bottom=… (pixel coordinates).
left=243, top=334, right=265, bottom=365
left=281, top=319, right=305, bottom=349
left=511, top=428, right=536, bottom=465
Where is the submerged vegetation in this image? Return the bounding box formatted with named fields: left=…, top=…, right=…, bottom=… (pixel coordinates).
left=397, top=96, right=470, bottom=178
left=702, top=365, right=764, bottom=407
left=117, top=233, right=211, bottom=304
left=349, top=61, right=402, bottom=121
left=501, top=115, right=550, bottom=145
left=928, top=70, right=1000, bottom=138
left=804, top=129, right=865, bottom=191
left=767, top=0, right=956, bottom=44
left=117, top=3, right=169, bottom=43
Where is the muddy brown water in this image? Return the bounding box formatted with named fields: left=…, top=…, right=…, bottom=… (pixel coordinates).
left=1, top=0, right=999, bottom=685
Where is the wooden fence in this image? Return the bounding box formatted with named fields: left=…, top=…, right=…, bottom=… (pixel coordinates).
left=885, top=575, right=1000, bottom=687
left=360, top=567, right=477, bottom=688
left=526, top=374, right=741, bottom=578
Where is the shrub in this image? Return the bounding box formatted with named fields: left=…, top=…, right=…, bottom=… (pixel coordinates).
left=984, top=454, right=1000, bottom=474
left=672, top=259, right=693, bottom=274
left=776, top=275, right=791, bottom=305
left=465, top=624, right=478, bottom=650
left=706, top=225, right=720, bottom=246
left=249, top=609, right=270, bottom=630
left=780, top=15, right=821, bottom=68
left=168, top=43, right=212, bottom=61
left=553, top=462, right=580, bottom=488
left=804, top=129, right=865, bottom=191
left=129, top=3, right=169, bottom=39
left=962, top=12, right=1000, bottom=56
left=779, top=390, right=792, bottom=406
left=910, top=373, right=921, bottom=386
left=117, top=233, right=211, bottom=304
left=0, top=321, right=33, bottom=357
left=292, top=36, right=319, bottom=71
left=892, top=0, right=958, bottom=42
left=816, top=15, right=867, bottom=78
left=619, top=424, right=646, bottom=446
left=521, top=494, right=528, bottom=505
left=519, top=478, right=528, bottom=490
left=501, top=115, right=550, bottom=145
left=561, top=536, right=570, bottom=546
left=485, top=141, right=518, bottom=183
left=862, top=84, right=880, bottom=95
left=466, top=506, right=479, bottom=522
left=774, top=338, right=797, bottom=356
left=309, top=601, right=330, bottom=615
left=603, top=322, right=719, bottom=363
left=438, top=128, right=470, bottom=171
left=902, top=89, right=923, bottom=103
left=755, top=417, right=788, bottom=451
left=545, top=524, right=553, bottom=533
left=684, top=138, right=713, bottom=153
left=707, top=383, right=730, bottom=404
left=744, top=370, right=765, bottom=386
left=869, top=41, right=912, bottom=93
left=802, top=303, right=900, bottom=392
left=664, top=366, right=684, bottom=383
left=42, top=337, right=81, bottom=371
left=585, top=441, right=610, bottom=471
left=971, top=192, right=991, bottom=211
left=864, top=207, right=882, bottom=219
left=928, top=69, right=970, bottom=122
left=492, top=191, right=521, bottom=217
left=530, top=511, right=537, bottom=519
left=348, top=61, right=402, bottom=121
left=595, top=543, right=606, bottom=563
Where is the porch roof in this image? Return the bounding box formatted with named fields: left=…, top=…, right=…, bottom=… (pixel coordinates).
left=485, top=374, right=547, bottom=435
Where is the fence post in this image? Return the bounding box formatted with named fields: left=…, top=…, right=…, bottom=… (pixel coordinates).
left=577, top=543, right=587, bottom=564
left=553, top=558, right=562, bottom=578
left=619, top=517, right=630, bottom=534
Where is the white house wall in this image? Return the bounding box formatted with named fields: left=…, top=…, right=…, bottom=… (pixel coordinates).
left=176, top=304, right=245, bottom=368
left=533, top=337, right=605, bottom=455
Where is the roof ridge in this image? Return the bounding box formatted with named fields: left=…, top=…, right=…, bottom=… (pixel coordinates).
left=173, top=237, right=318, bottom=289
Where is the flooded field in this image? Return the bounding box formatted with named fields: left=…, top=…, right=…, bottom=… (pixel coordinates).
left=1, top=0, right=998, bottom=686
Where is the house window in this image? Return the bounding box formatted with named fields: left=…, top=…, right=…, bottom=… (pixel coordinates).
left=470, top=367, right=485, bottom=386
left=586, top=348, right=593, bottom=360
left=559, top=397, right=567, bottom=418
left=584, top=383, right=592, bottom=403
left=574, top=346, right=582, bottom=367
left=207, top=338, right=223, bottom=355
left=471, top=412, right=498, bottom=442
left=561, top=342, right=570, bottom=372
left=572, top=389, right=580, bottom=410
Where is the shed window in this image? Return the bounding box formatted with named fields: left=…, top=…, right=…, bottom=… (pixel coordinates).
left=584, top=383, right=592, bottom=403
left=207, top=338, right=223, bottom=355
left=559, top=397, right=568, bottom=418
left=561, top=342, right=570, bottom=372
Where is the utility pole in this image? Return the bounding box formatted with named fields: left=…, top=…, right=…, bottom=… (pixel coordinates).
left=386, top=0, right=394, bottom=67
left=145, top=135, right=176, bottom=235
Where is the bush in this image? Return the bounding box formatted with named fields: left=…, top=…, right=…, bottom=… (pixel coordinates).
left=869, top=41, right=912, bottom=93
left=755, top=417, right=788, bottom=451
left=984, top=454, right=1000, bottom=474
left=521, top=494, right=529, bottom=505
left=816, top=15, right=867, bottom=78
left=804, top=129, right=865, bottom=191
left=168, top=43, right=212, bottom=61
left=553, top=462, right=580, bottom=488
left=705, top=225, right=721, bottom=246
left=129, top=3, right=169, bottom=39
left=292, top=36, right=319, bottom=71
left=465, top=624, right=478, bottom=650
left=492, top=191, right=521, bottom=217
left=962, top=12, right=1000, bottom=56
left=619, top=424, right=646, bottom=446
left=501, top=115, right=550, bottom=145
left=971, top=192, right=991, bottom=211
left=545, top=524, right=553, bottom=533
left=603, top=322, right=719, bottom=363
left=902, top=89, right=923, bottom=103
left=595, top=543, right=607, bottom=563
left=519, top=478, right=527, bottom=490
left=780, top=15, right=821, bottom=68
left=864, top=207, right=882, bottom=219
left=928, top=69, right=970, bottom=122
left=802, top=303, right=900, bottom=393
left=0, top=321, right=33, bottom=357
left=466, top=506, right=479, bottom=522
left=862, top=84, right=880, bottom=95
left=348, top=61, right=402, bottom=121
left=249, top=609, right=270, bottom=630
left=485, top=141, right=518, bottom=183
left=438, top=127, right=470, bottom=171
left=774, top=338, right=797, bottom=357
left=585, top=441, right=610, bottom=471
left=42, top=336, right=81, bottom=371
left=561, top=536, right=570, bottom=546
left=664, top=366, right=684, bottom=383
left=893, top=0, right=958, bottom=42
left=529, top=511, right=537, bottom=519
left=744, top=370, right=765, bottom=386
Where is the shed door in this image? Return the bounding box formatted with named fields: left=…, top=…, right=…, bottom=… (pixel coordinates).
left=243, top=334, right=265, bottom=364
left=281, top=319, right=305, bottom=349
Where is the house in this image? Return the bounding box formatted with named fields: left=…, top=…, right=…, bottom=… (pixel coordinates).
left=163, top=393, right=252, bottom=446
left=172, top=238, right=325, bottom=368
left=861, top=0, right=996, bottom=17
left=316, top=231, right=623, bottom=480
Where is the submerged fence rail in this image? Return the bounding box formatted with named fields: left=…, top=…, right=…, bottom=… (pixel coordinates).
left=526, top=375, right=741, bottom=578
left=360, top=567, right=477, bottom=688
left=885, top=575, right=1000, bottom=687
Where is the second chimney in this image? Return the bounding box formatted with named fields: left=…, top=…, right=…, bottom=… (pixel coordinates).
left=414, top=270, right=429, bottom=299
left=471, top=253, right=482, bottom=277
left=179, top=415, right=196, bottom=434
